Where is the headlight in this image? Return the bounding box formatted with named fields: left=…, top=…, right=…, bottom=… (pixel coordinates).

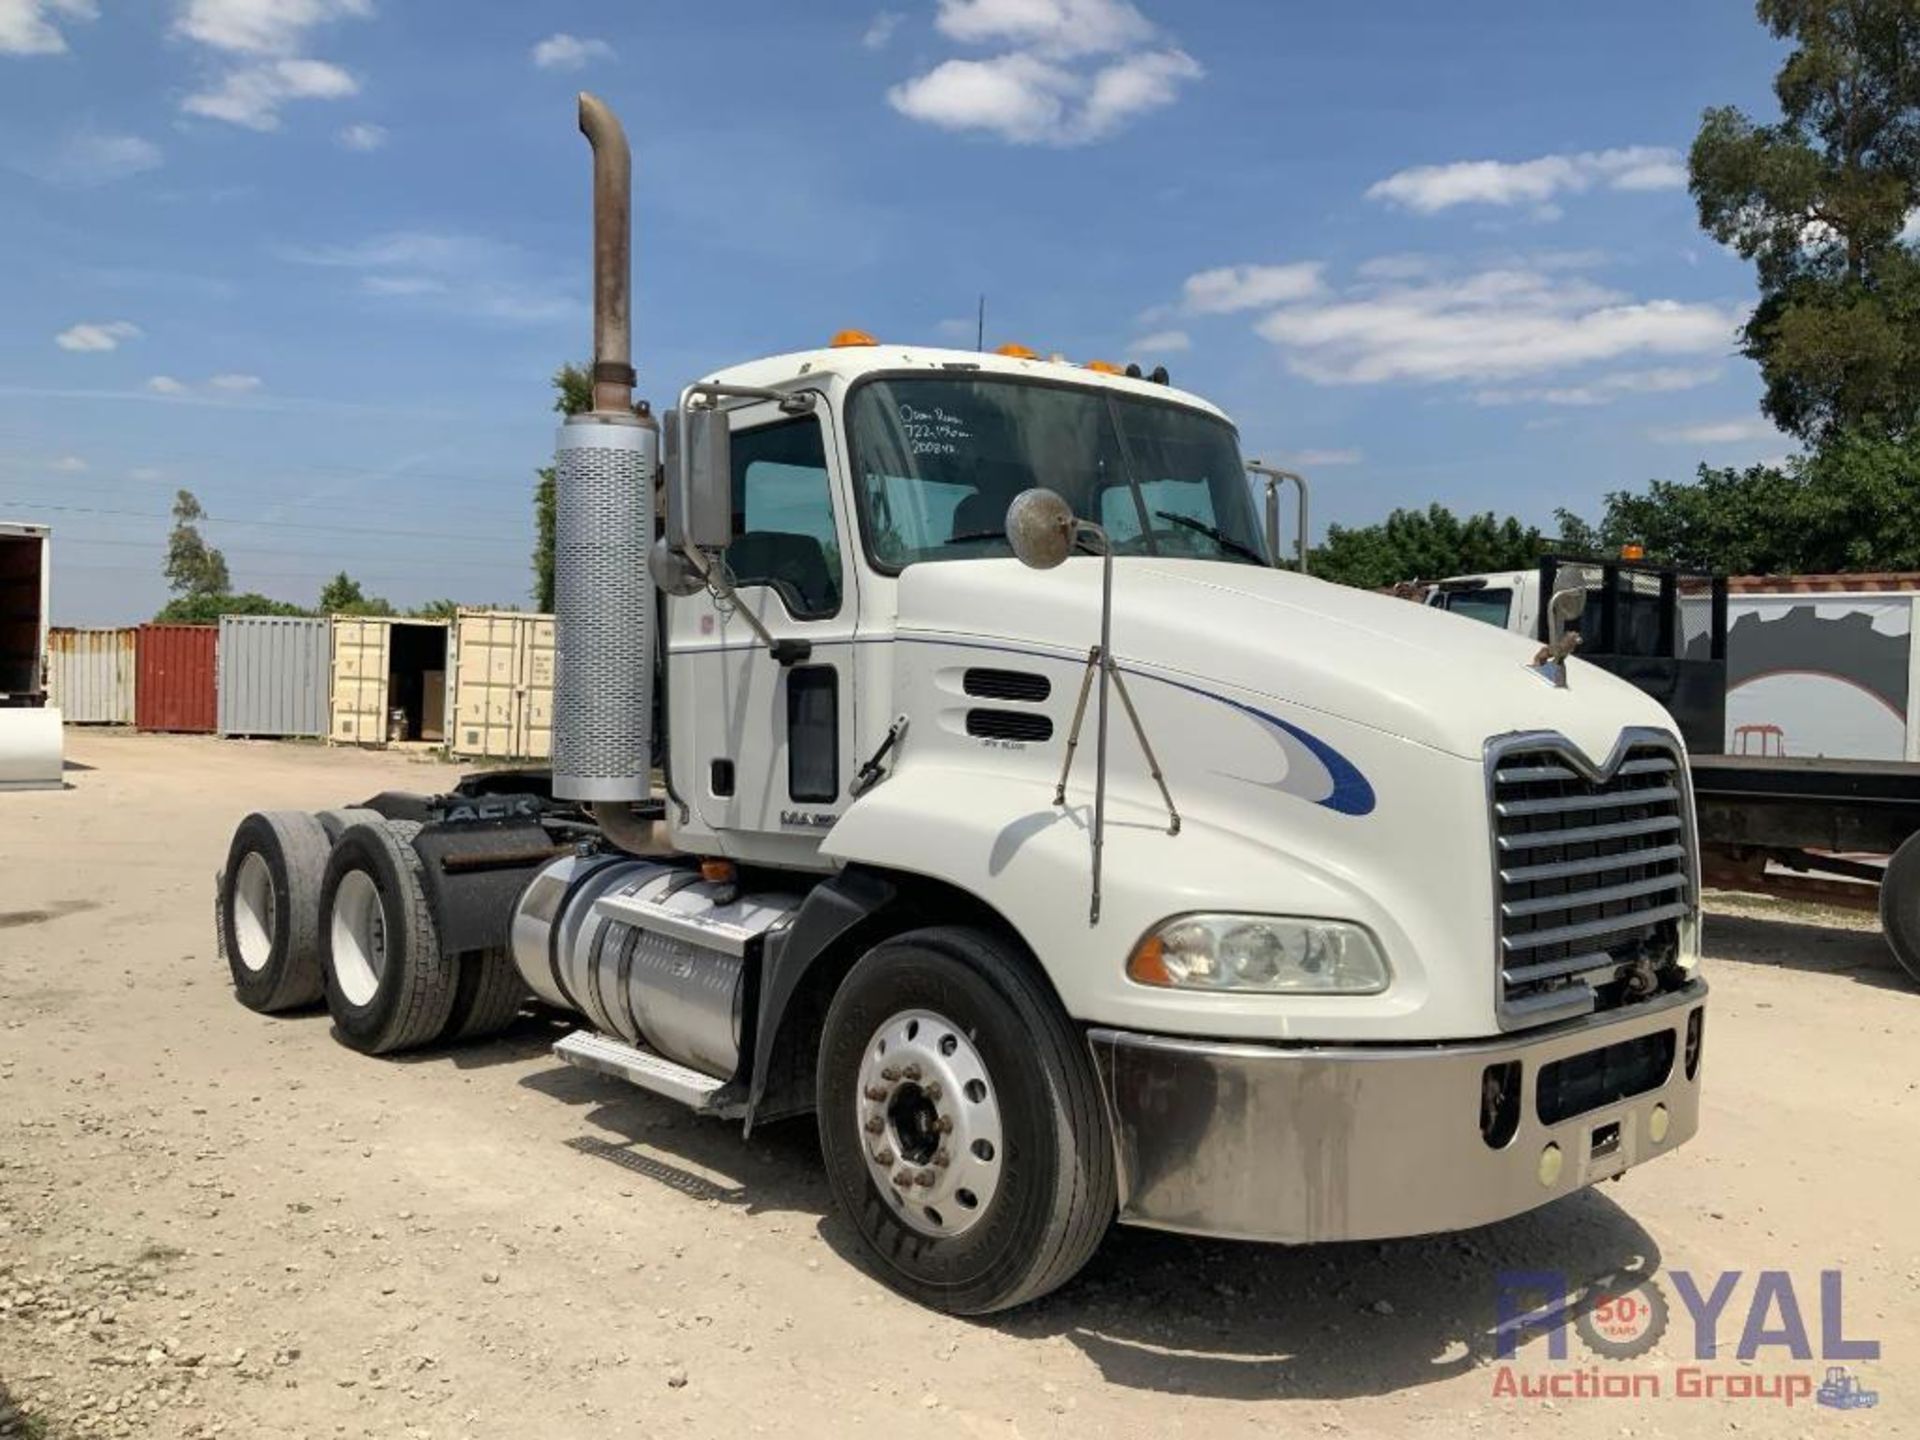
left=1128, top=914, right=1391, bottom=994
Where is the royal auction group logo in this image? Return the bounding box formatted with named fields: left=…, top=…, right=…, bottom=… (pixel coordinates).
left=1492, top=1268, right=1881, bottom=1411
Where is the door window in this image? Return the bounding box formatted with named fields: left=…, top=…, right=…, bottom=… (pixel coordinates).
left=728, top=417, right=841, bottom=619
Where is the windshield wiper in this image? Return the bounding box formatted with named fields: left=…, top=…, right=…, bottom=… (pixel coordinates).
left=1154, top=510, right=1267, bottom=565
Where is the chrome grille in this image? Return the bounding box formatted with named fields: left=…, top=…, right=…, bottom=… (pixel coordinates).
left=1491, top=736, right=1692, bottom=1027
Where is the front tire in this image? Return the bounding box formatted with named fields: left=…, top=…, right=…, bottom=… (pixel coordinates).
left=319, top=820, right=458, bottom=1054
left=816, top=926, right=1114, bottom=1314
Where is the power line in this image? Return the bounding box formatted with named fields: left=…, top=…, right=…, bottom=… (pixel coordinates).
left=1, top=499, right=530, bottom=546
left=59, top=560, right=528, bottom=587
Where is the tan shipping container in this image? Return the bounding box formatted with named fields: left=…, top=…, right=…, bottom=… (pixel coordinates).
left=449, top=610, right=554, bottom=761
left=329, top=615, right=451, bottom=747
left=47, top=627, right=137, bottom=725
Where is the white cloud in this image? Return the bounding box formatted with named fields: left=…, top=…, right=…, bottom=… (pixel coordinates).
left=183, top=57, right=356, bottom=130
left=1473, top=365, right=1723, bottom=408
left=174, top=0, right=371, bottom=56
left=1182, top=262, right=1325, bottom=314
left=337, top=121, right=385, bottom=150
left=1278, top=448, right=1361, bottom=467
left=1251, top=266, right=1743, bottom=386
left=934, top=0, right=1154, bottom=57
left=56, top=320, right=140, bottom=352
left=13, top=130, right=161, bottom=186
left=0, top=0, right=96, bottom=56
left=1367, top=146, right=1686, bottom=215
left=281, top=230, right=575, bottom=326
left=1129, top=328, right=1190, bottom=353
left=174, top=0, right=369, bottom=129
left=889, top=0, right=1198, bottom=145
left=52, top=454, right=86, bottom=472
left=1649, top=417, right=1782, bottom=445
left=209, top=372, right=263, bottom=391
left=531, top=32, right=613, bottom=70
left=862, top=10, right=903, bottom=49
left=145, top=375, right=188, bottom=394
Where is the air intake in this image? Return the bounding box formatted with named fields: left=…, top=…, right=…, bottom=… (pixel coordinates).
left=964, top=668, right=1050, bottom=702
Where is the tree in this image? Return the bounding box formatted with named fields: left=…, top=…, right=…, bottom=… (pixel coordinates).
left=1309, top=504, right=1543, bottom=590
left=1691, top=0, right=1920, bottom=443
left=318, top=571, right=394, bottom=616
left=164, top=490, right=230, bottom=598
left=533, top=362, right=594, bottom=612
left=153, top=592, right=307, bottom=623
left=1555, top=431, right=1920, bottom=573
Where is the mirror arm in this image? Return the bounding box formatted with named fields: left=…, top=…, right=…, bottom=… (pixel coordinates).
left=685, top=382, right=817, bottom=415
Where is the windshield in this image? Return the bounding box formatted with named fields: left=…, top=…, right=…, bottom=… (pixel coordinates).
left=1436, top=587, right=1513, bottom=629
left=847, top=376, right=1266, bottom=570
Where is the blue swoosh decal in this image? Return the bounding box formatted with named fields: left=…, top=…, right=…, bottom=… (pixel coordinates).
left=1143, top=673, right=1378, bottom=817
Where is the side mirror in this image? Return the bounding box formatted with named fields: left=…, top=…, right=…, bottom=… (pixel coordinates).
left=1006, top=488, right=1077, bottom=569
left=672, top=405, right=733, bottom=552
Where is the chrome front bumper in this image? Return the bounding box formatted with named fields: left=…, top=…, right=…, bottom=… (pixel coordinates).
left=1087, top=980, right=1706, bottom=1244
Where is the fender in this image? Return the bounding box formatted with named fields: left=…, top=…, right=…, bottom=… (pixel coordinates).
left=746, top=866, right=898, bottom=1128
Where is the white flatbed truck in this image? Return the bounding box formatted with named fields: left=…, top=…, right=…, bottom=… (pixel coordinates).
left=214, top=96, right=1708, bottom=1314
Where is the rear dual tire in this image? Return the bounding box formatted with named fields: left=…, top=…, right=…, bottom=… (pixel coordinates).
left=220, top=811, right=332, bottom=1013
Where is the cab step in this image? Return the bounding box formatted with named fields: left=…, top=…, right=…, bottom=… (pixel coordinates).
left=552, top=1029, right=741, bottom=1117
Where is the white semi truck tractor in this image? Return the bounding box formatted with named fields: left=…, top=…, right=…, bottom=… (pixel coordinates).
left=215, top=96, right=1708, bottom=1314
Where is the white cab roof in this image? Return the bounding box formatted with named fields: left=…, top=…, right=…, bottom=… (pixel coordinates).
left=699, top=343, right=1233, bottom=426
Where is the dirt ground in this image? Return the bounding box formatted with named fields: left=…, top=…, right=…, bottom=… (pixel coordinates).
left=1, top=730, right=1914, bottom=1439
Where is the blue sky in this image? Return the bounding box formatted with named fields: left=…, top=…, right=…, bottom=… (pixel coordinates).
left=2, top=0, right=1789, bottom=625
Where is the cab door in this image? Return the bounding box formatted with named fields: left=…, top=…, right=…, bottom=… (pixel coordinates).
left=667, top=397, right=858, bottom=862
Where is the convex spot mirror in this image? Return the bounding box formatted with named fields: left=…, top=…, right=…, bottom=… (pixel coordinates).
left=1006, top=488, right=1077, bottom=570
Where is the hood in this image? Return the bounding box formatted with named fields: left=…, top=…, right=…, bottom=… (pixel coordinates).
left=893, top=557, right=1677, bottom=764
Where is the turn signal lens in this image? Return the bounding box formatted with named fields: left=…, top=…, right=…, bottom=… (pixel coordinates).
left=1127, top=914, right=1390, bottom=994
left=995, top=343, right=1038, bottom=359
left=830, top=329, right=878, bottom=347
left=700, top=857, right=737, bottom=884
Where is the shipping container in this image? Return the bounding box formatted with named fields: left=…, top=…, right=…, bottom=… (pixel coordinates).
left=136, top=624, right=218, bottom=733
left=218, top=615, right=329, bottom=738
left=48, top=627, right=136, bottom=724
left=329, top=616, right=450, bottom=747
left=449, top=609, right=554, bottom=761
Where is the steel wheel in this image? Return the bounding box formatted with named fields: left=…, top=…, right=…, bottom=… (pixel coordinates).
left=856, top=1009, right=1005, bottom=1238
left=230, top=851, right=277, bottom=975
left=329, top=868, right=388, bottom=1008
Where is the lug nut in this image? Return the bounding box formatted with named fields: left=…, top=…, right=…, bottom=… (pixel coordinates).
left=891, top=1170, right=913, bottom=1189
left=932, top=1149, right=951, bottom=1169
left=934, top=1115, right=953, bottom=1134
left=914, top=1169, right=937, bottom=1188
left=902, top=1064, right=923, bottom=1082
left=864, top=1085, right=890, bottom=1102
left=864, top=1116, right=885, bottom=1135
left=924, top=1082, right=943, bottom=1102
left=881, top=1066, right=900, bottom=1082
left=873, top=1148, right=894, bottom=1166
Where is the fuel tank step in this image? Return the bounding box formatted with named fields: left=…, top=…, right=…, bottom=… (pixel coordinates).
left=552, top=1029, right=740, bottom=1117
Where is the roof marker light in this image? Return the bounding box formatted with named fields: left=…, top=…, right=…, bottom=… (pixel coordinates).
left=831, top=329, right=878, bottom=347
left=1085, top=360, right=1122, bottom=374
left=995, top=343, right=1038, bottom=359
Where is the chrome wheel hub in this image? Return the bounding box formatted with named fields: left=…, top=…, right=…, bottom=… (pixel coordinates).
left=330, top=869, right=388, bottom=1008
left=855, top=1009, right=1004, bottom=1239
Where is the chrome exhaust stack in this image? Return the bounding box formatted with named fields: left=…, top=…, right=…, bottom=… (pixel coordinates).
left=552, top=92, right=655, bottom=808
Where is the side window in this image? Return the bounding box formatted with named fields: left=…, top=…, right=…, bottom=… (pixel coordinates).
left=728, top=417, right=841, bottom=620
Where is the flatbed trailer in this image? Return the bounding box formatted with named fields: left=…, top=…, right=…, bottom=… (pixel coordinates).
left=1429, top=557, right=1920, bottom=981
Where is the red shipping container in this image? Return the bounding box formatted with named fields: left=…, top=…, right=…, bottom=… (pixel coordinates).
left=136, top=624, right=218, bottom=733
